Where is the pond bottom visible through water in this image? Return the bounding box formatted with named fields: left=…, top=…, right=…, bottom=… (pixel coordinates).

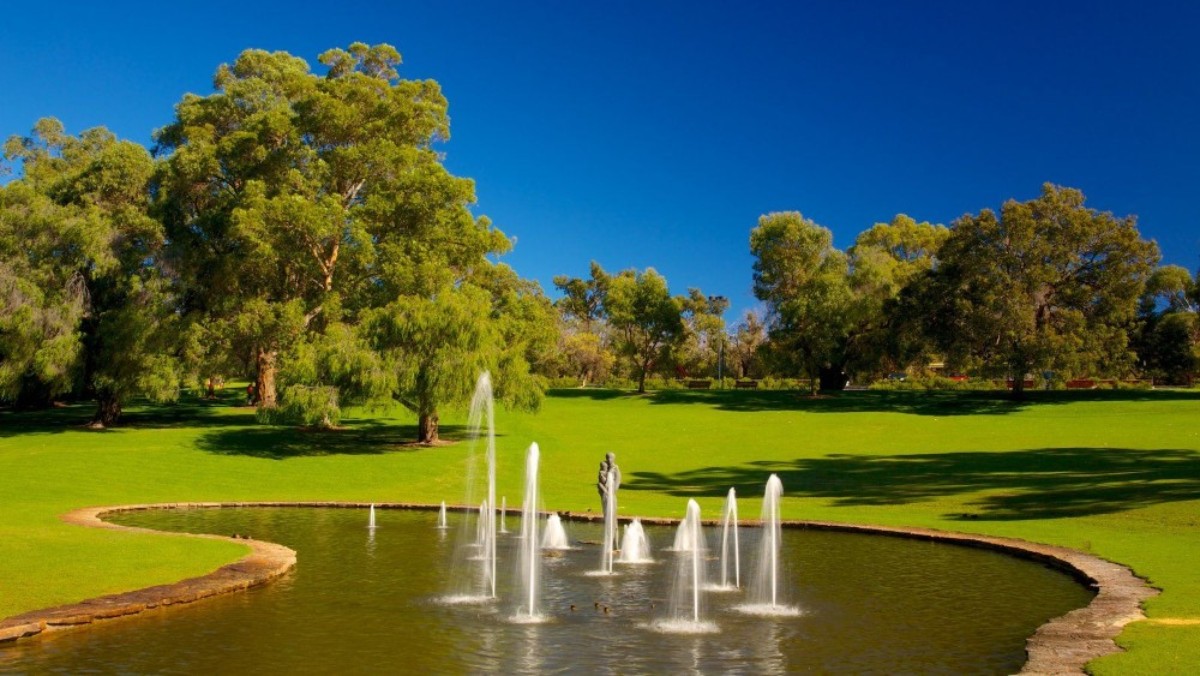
left=1, top=508, right=1093, bottom=674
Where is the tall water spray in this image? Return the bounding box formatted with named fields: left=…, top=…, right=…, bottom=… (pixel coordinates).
left=672, top=511, right=703, bottom=551
left=475, top=500, right=489, bottom=548
left=516, top=443, right=541, bottom=619
left=437, top=501, right=448, bottom=529
left=541, top=514, right=570, bottom=550
left=368, top=503, right=377, bottom=530
left=500, top=496, right=509, bottom=534
left=655, top=499, right=716, bottom=633
left=686, top=501, right=701, bottom=622
left=467, top=372, right=497, bottom=598
left=599, top=469, right=618, bottom=574
left=618, top=519, right=652, bottom=563
left=720, top=488, right=740, bottom=589
left=764, top=475, right=781, bottom=607
left=736, top=473, right=800, bottom=616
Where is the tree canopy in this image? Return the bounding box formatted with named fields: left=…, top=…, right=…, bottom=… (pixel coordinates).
left=1, top=119, right=178, bottom=424
left=750, top=212, right=852, bottom=392
left=919, top=184, right=1159, bottom=396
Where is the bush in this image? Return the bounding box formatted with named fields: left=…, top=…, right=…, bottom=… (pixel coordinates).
left=263, top=385, right=341, bottom=428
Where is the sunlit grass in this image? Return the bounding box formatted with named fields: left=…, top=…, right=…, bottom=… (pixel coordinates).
left=2, top=387, right=1198, bottom=673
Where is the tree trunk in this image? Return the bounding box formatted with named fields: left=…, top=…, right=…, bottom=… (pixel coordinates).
left=418, top=410, right=440, bottom=444
left=1010, top=376, right=1026, bottom=400
left=91, top=393, right=122, bottom=428
left=637, top=365, right=648, bottom=394
left=255, top=348, right=278, bottom=408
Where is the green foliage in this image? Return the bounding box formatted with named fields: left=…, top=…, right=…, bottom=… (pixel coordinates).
left=750, top=212, right=852, bottom=392
left=153, top=43, right=532, bottom=437
left=3, top=389, right=1200, bottom=673
left=278, top=384, right=342, bottom=427
left=362, top=271, right=548, bottom=440
left=847, top=215, right=949, bottom=378
left=0, top=119, right=178, bottom=421
left=729, top=311, right=768, bottom=379
left=918, top=184, right=1159, bottom=396
left=600, top=265, right=687, bottom=393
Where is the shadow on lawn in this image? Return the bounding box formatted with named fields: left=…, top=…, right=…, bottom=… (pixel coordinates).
left=0, top=394, right=254, bottom=437
left=628, top=447, right=1200, bottom=520
left=552, top=387, right=1200, bottom=417
left=196, top=422, right=473, bottom=459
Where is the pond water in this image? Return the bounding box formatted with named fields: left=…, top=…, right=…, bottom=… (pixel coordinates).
left=1, top=508, right=1093, bottom=674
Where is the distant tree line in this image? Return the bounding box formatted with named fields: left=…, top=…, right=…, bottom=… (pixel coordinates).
left=543, top=187, right=1197, bottom=396
left=3, top=45, right=1196, bottom=432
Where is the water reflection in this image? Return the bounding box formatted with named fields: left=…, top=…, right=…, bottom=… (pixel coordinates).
left=0, top=509, right=1095, bottom=675
left=517, top=624, right=543, bottom=674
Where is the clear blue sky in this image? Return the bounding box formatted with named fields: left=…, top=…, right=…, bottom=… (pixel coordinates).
left=3, top=1, right=1197, bottom=319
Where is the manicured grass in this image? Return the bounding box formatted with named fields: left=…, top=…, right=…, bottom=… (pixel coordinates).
left=2, top=388, right=1199, bottom=673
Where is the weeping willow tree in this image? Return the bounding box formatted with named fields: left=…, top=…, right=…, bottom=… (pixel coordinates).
left=362, top=265, right=553, bottom=443
left=1, top=119, right=180, bottom=425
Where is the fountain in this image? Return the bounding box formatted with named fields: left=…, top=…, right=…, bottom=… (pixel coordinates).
left=500, top=496, right=509, bottom=534
left=653, top=499, right=717, bottom=633
left=736, top=474, right=801, bottom=616
left=716, top=488, right=739, bottom=590
left=671, top=510, right=704, bottom=551
left=599, top=468, right=618, bottom=575
left=437, top=501, right=448, bottom=529
left=541, top=514, right=570, bottom=550
left=618, top=518, right=652, bottom=563
left=58, top=505, right=1096, bottom=674
left=514, top=443, right=543, bottom=621
left=474, top=500, right=489, bottom=550
left=468, top=373, right=498, bottom=598
left=368, top=503, right=377, bottom=530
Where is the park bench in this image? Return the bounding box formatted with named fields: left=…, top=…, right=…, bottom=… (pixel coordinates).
left=685, top=380, right=712, bottom=389
left=735, top=380, right=759, bottom=389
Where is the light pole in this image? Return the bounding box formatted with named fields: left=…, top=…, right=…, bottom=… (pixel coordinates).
left=708, top=295, right=727, bottom=389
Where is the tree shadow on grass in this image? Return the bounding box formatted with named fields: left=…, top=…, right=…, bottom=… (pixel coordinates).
left=195, top=421, right=477, bottom=459
left=635, top=388, right=1200, bottom=416
left=627, top=447, right=1200, bottom=520
left=547, top=388, right=640, bottom=401
left=0, top=394, right=254, bottom=437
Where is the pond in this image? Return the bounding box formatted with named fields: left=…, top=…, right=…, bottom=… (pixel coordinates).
left=1, top=508, right=1093, bottom=674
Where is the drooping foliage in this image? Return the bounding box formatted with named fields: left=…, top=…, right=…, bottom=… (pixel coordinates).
left=153, top=43, right=540, bottom=438
left=1, top=119, right=178, bottom=424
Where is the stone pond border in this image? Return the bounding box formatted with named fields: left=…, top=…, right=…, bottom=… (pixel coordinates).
left=0, top=502, right=1158, bottom=674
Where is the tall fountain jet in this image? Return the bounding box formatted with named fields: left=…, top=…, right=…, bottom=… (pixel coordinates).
left=599, top=468, right=618, bottom=574
left=762, top=475, right=782, bottom=608
left=654, top=499, right=717, bottom=633
left=516, top=443, right=542, bottom=620
left=467, top=372, right=498, bottom=598
left=368, top=503, right=377, bottom=530
left=437, top=501, right=448, bottom=529
left=500, top=496, right=509, bottom=534
left=720, top=488, right=740, bottom=589
left=737, top=474, right=800, bottom=616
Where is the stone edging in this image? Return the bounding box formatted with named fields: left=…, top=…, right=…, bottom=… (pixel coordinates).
left=0, top=503, right=297, bottom=645
left=0, top=502, right=1158, bottom=675
left=559, top=510, right=1159, bottom=675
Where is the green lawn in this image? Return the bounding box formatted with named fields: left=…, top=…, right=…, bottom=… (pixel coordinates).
left=2, top=388, right=1199, bottom=673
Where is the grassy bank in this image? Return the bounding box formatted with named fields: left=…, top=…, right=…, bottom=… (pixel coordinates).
left=2, top=388, right=1198, bottom=672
